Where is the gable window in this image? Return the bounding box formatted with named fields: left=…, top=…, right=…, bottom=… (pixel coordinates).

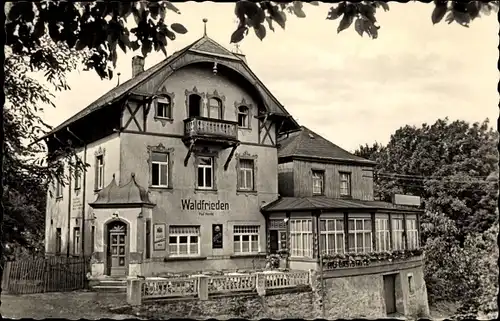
left=320, top=218, right=345, bottom=254
left=168, top=226, right=200, bottom=256
left=197, top=157, right=213, bottom=189
left=207, top=98, right=222, bottom=119
left=375, top=216, right=390, bottom=251
left=55, top=228, right=62, bottom=255
left=151, top=152, right=169, bottom=187
left=156, top=96, right=172, bottom=119
left=74, top=169, right=81, bottom=190
left=312, top=170, right=324, bottom=195
left=55, top=180, right=63, bottom=198
left=237, top=106, right=249, bottom=128
left=188, top=94, right=202, bottom=118
left=290, top=219, right=313, bottom=257
left=348, top=217, right=372, bottom=253
left=340, top=172, right=351, bottom=196
left=238, top=159, right=254, bottom=191
left=233, top=225, right=260, bottom=254
left=95, top=155, right=104, bottom=190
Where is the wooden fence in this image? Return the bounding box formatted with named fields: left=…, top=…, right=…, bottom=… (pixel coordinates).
left=2, top=256, right=91, bottom=294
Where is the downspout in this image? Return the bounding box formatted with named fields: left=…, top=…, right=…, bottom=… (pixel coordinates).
left=66, top=127, right=86, bottom=257
left=66, top=170, right=72, bottom=258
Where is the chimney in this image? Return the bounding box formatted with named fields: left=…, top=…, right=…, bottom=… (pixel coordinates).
left=132, top=56, right=145, bottom=78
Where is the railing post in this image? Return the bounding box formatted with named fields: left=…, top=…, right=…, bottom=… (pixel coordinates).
left=255, top=272, right=266, bottom=296
left=197, top=275, right=209, bottom=301
left=127, top=278, right=142, bottom=306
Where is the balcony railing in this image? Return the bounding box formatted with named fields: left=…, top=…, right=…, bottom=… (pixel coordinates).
left=183, top=117, right=238, bottom=142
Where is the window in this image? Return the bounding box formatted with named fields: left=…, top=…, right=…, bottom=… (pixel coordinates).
left=348, top=218, right=372, bottom=253
left=237, top=106, right=249, bottom=128
left=406, top=216, right=419, bottom=249
left=188, top=94, right=201, bottom=117
left=168, top=226, right=200, bottom=256
left=197, top=157, right=213, bottom=189
left=156, top=96, right=172, bottom=119
left=74, top=169, right=81, bottom=190
left=238, top=159, right=254, bottom=191
left=319, top=218, right=345, bottom=254
left=73, top=227, right=80, bottom=256
left=55, top=228, right=62, bottom=255
left=392, top=217, right=404, bottom=250
left=55, top=181, right=63, bottom=198
left=145, top=219, right=151, bottom=259
left=408, top=273, right=414, bottom=293
left=340, top=172, right=351, bottom=196
left=151, top=152, right=169, bottom=187
left=233, top=225, right=260, bottom=254
left=312, top=170, right=324, bottom=195
left=91, top=226, right=95, bottom=254
left=96, top=155, right=104, bottom=190
left=376, top=217, right=391, bottom=251
left=290, top=219, right=313, bottom=257
left=207, top=98, right=222, bottom=119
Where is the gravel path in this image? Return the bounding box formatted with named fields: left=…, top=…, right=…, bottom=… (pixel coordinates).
left=0, top=290, right=140, bottom=320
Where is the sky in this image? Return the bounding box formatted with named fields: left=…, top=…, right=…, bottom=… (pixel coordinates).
left=40, top=2, right=499, bottom=152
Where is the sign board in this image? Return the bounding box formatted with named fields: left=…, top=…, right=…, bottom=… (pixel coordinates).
left=153, top=223, right=166, bottom=251
left=212, top=224, right=223, bottom=249
left=392, top=194, right=421, bottom=207
left=72, top=198, right=83, bottom=211
left=181, top=199, right=230, bottom=216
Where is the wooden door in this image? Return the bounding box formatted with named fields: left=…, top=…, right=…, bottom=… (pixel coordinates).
left=383, top=274, right=397, bottom=314
left=107, top=222, right=127, bottom=276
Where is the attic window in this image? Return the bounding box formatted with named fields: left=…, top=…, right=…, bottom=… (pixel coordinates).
left=308, top=133, right=315, bottom=139
left=156, top=96, right=172, bottom=119
left=238, top=106, right=249, bottom=128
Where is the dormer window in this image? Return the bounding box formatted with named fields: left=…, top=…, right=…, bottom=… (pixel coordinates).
left=207, top=97, right=222, bottom=119
left=238, top=106, right=249, bottom=128
left=156, top=96, right=172, bottom=119
left=340, top=172, right=351, bottom=197
left=312, top=170, right=324, bottom=195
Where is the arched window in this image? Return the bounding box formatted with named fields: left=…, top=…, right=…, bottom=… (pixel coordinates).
left=208, top=97, right=222, bottom=119
left=237, top=106, right=249, bottom=128
left=188, top=94, right=202, bottom=118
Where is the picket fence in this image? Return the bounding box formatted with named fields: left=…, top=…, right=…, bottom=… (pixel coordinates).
left=128, top=270, right=312, bottom=305
left=2, top=256, right=91, bottom=294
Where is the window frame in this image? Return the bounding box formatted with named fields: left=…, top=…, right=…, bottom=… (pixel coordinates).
left=207, top=97, right=223, bottom=119
left=168, top=225, right=201, bottom=257
left=95, top=154, right=105, bottom=191
left=55, top=228, right=62, bottom=255
left=155, top=96, right=173, bottom=119
left=73, top=227, right=81, bottom=256
left=237, top=105, right=250, bottom=128
left=233, top=225, right=260, bottom=254
left=234, top=99, right=253, bottom=130
left=74, top=168, right=81, bottom=190
left=289, top=219, right=313, bottom=258
left=196, top=156, right=215, bottom=190
left=347, top=217, right=373, bottom=253
left=339, top=172, right=351, bottom=197
left=391, top=216, right=405, bottom=251
left=319, top=217, right=345, bottom=254
left=375, top=216, right=391, bottom=251
left=406, top=215, right=419, bottom=250
left=312, top=170, right=325, bottom=195
left=238, top=158, right=255, bottom=191
left=55, top=180, right=63, bottom=199
left=151, top=152, right=170, bottom=188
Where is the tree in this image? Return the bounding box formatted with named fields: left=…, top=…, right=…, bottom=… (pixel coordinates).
left=354, top=118, right=499, bottom=315
left=5, top=1, right=499, bottom=81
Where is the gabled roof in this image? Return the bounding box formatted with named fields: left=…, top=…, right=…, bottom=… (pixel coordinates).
left=89, top=173, right=155, bottom=208
left=278, top=126, right=376, bottom=166
left=42, top=35, right=297, bottom=141
left=261, top=196, right=422, bottom=213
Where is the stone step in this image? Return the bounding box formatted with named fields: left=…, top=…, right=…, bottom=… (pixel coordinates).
left=92, top=285, right=127, bottom=293
left=98, top=280, right=127, bottom=286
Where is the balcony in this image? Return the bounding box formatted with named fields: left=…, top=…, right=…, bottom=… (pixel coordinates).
left=183, top=117, right=239, bottom=146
